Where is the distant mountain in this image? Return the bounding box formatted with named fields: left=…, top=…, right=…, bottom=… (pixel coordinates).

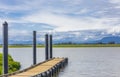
left=54, top=36, right=120, bottom=44
left=97, top=36, right=120, bottom=44
left=0, top=30, right=120, bottom=44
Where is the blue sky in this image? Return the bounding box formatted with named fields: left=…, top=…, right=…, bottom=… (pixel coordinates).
left=0, top=0, right=120, bottom=42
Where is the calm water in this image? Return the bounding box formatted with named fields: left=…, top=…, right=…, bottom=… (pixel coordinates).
left=0, top=47, right=120, bottom=77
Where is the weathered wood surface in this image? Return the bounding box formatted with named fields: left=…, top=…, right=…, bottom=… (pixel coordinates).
left=9, top=58, right=66, bottom=77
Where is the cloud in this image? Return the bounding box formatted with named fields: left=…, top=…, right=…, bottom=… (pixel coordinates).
left=0, top=0, right=120, bottom=43
left=109, top=0, right=120, bottom=9
left=0, top=0, right=81, bottom=13
left=109, top=0, right=120, bottom=4
left=74, top=8, right=89, bottom=14
left=0, top=0, right=120, bottom=19
left=0, top=0, right=120, bottom=32
left=107, top=26, right=120, bottom=34
left=22, top=11, right=120, bottom=32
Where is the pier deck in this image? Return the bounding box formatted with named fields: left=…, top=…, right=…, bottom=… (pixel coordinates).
left=6, top=58, right=68, bottom=77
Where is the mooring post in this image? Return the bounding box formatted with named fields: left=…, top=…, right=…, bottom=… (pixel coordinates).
left=33, top=31, right=36, bottom=65
left=49, top=35, right=53, bottom=58
left=3, top=21, right=8, bottom=74
left=45, top=34, right=49, bottom=60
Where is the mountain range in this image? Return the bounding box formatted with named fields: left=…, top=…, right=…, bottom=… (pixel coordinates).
left=9, top=36, right=120, bottom=45
left=7, top=36, right=120, bottom=44
left=96, top=36, right=120, bottom=44
left=0, top=30, right=120, bottom=44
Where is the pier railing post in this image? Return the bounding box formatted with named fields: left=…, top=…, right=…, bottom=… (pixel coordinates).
left=3, top=21, right=8, bottom=74
left=33, top=31, right=36, bottom=65
left=45, top=34, right=49, bottom=60
left=49, top=35, right=53, bottom=58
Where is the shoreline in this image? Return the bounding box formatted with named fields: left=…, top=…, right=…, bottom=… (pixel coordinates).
left=0, top=44, right=120, bottom=48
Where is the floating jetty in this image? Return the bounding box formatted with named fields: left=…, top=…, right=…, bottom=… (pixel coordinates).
left=1, top=58, right=68, bottom=77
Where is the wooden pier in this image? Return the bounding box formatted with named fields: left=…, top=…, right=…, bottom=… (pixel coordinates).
left=1, top=58, right=68, bottom=77
left=1, top=22, right=68, bottom=77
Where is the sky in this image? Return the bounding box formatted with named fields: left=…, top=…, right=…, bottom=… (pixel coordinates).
left=0, top=0, right=120, bottom=43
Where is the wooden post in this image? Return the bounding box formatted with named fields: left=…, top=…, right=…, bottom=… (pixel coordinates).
left=33, top=31, right=37, bottom=65
left=3, top=21, right=8, bottom=74
left=49, top=35, right=53, bottom=58
left=45, top=34, right=49, bottom=60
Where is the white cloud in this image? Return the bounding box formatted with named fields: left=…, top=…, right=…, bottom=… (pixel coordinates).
left=0, top=0, right=82, bottom=12
left=0, top=0, right=119, bottom=33
left=109, top=0, right=120, bottom=8
left=0, top=0, right=120, bottom=34
left=74, top=8, right=89, bottom=14
left=9, top=29, right=31, bottom=38
left=22, top=11, right=119, bottom=32
left=9, top=29, right=30, bottom=36
left=110, top=0, right=120, bottom=3
left=0, top=0, right=120, bottom=44
left=107, top=26, right=120, bottom=34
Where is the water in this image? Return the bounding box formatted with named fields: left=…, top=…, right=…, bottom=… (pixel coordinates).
left=0, top=47, right=120, bottom=77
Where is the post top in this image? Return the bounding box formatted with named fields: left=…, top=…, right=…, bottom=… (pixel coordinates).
left=33, top=31, right=36, bottom=32
left=45, top=33, right=48, bottom=36
left=3, top=21, right=8, bottom=25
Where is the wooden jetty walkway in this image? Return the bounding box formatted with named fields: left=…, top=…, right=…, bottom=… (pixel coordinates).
left=1, top=58, right=68, bottom=77
left=1, top=22, right=68, bottom=77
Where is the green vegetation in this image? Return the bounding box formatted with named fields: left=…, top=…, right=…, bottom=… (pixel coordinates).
left=9, top=45, right=33, bottom=48
left=0, top=53, right=20, bottom=75
left=53, top=44, right=120, bottom=47
left=0, top=44, right=120, bottom=48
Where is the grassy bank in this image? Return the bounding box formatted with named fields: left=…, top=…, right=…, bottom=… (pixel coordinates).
left=0, top=44, right=120, bottom=48
left=53, top=44, right=120, bottom=47
left=0, top=53, right=21, bottom=75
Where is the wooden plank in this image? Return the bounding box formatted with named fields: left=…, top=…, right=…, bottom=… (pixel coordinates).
left=9, top=58, right=64, bottom=77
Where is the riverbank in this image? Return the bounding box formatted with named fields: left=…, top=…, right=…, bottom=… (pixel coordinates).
left=0, top=53, right=21, bottom=75
left=0, top=44, right=120, bottom=48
